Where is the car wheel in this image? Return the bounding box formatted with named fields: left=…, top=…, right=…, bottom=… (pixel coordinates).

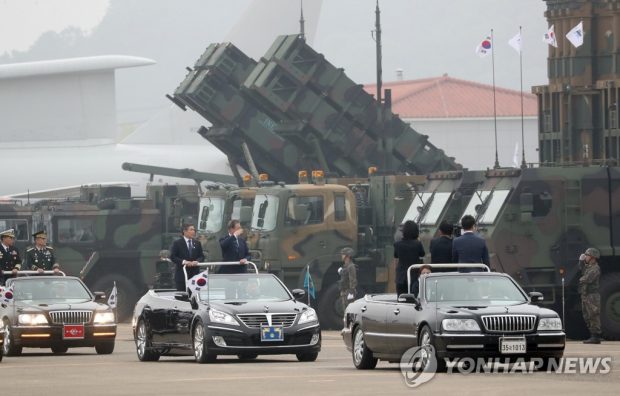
left=51, top=345, right=68, bottom=354
left=237, top=353, right=258, bottom=360
left=2, top=320, right=22, bottom=356
left=352, top=327, right=377, bottom=369
left=418, top=325, right=446, bottom=372
left=95, top=342, right=115, bottom=355
left=192, top=320, right=216, bottom=364
left=90, top=274, right=139, bottom=322
left=135, top=319, right=160, bottom=361
left=296, top=352, right=319, bottom=362
left=317, top=283, right=344, bottom=330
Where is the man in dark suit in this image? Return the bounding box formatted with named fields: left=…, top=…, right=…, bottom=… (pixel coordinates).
left=430, top=221, right=454, bottom=263
left=452, top=215, right=489, bottom=272
left=218, top=219, right=250, bottom=274
left=170, top=223, right=205, bottom=291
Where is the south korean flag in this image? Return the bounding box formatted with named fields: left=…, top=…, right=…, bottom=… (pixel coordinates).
left=1, top=285, right=14, bottom=307
left=188, top=271, right=209, bottom=295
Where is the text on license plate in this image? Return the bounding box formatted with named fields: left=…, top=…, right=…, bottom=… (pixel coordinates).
left=63, top=324, right=85, bottom=339
left=261, top=325, right=284, bottom=341
left=500, top=337, right=526, bottom=354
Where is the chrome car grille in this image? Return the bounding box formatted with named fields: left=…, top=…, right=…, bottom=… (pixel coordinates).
left=49, top=311, right=93, bottom=324
left=481, top=315, right=536, bottom=333
left=237, top=313, right=297, bottom=328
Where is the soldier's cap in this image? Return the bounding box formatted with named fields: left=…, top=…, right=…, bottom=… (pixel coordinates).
left=341, top=247, right=355, bottom=257
left=33, top=230, right=47, bottom=239
left=0, top=228, right=15, bottom=239
left=584, top=247, right=600, bottom=259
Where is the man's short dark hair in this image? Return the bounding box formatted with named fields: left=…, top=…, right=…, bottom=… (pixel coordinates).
left=182, top=223, right=195, bottom=232
left=228, top=219, right=240, bottom=230
left=461, top=215, right=476, bottom=231
left=438, top=221, right=453, bottom=236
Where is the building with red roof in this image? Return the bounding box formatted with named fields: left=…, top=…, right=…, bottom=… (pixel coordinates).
left=365, top=74, right=538, bottom=169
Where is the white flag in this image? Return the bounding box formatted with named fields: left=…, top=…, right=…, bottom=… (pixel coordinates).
left=508, top=32, right=522, bottom=54
left=566, top=21, right=584, bottom=48
left=475, top=34, right=493, bottom=58
left=543, top=25, right=558, bottom=48
left=107, top=282, right=117, bottom=309
left=513, top=142, right=520, bottom=168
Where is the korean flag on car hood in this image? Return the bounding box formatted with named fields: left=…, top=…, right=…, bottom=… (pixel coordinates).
left=189, top=271, right=209, bottom=294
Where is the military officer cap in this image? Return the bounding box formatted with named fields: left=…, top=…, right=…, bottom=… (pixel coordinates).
left=33, top=230, right=48, bottom=239
left=341, top=247, right=355, bottom=257
left=0, top=228, right=15, bottom=239
left=584, top=247, right=600, bottom=259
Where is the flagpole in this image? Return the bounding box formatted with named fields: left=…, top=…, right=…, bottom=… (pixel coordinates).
left=491, top=28, right=500, bottom=169
left=519, top=26, right=527, bottom=169
left=307, top=264, right=311, bottom=306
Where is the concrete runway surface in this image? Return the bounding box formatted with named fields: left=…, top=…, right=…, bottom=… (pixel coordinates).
left=1, top=324, right=618, bottom=395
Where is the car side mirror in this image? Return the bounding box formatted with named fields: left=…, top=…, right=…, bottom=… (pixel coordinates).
left=94, top=292, right=106, bottom=302
left=174, top=292, right=190, bottom=302
left=529, top=291, right=544, bottom=302
left=398, top=293, right=420, bottom=307
left=292, top=289, right=306, bottom=301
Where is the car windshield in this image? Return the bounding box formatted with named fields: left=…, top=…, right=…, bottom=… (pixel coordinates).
left=251, top=195, right=279, bottom=231
left=198, top=197, right=225, bottom=233
left=198, top=274, right=290, bottom=302
left=12, top=278, right=92, bottom=304
left=424, top=275, right=527, bottom=306
left=402, top=192, right=452, bottom=226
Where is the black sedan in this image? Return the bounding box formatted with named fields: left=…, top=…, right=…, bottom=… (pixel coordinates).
left=342, top=270, right=565, bottom=371
left=132, top=272, right=321, bottom=363
left=0, top=274, right=117, bottom=355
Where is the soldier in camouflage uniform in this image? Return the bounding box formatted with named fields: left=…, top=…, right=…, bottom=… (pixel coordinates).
left=0, top=229, right=22, bottom=285
left=339, top=247, right=357, bottom=309
left=24, top=231, right=60, bottom=273
left=578, top=247, right=602, bottom=344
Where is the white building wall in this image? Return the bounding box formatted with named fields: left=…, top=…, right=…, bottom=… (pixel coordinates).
left=0, top=71, right=117, bottom=144
left=406, top=117, right=538, bottom=170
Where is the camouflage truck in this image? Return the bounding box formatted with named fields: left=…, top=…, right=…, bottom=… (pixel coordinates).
left=0, top=184, right=199, bottom=320
left=246, top=172, right=426, bottom=329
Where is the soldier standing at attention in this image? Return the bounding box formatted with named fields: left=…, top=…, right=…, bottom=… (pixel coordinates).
left=578, top=248, right=602, bottom=344
left=339, top=247, right=357, bottom=308
left=0, top=229, right=22, bottom=284
left=24, top=231, right=60, bottom=273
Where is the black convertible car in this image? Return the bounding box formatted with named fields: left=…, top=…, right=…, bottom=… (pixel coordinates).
left=132, top=266, right=321, bottom=363
left=0, top=272, right=117, bottom=356
left=342, top=266, right=565, bottom=371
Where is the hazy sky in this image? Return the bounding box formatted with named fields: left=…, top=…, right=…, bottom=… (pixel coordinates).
left=0, top=0, right=551, bottom=122
left=0, top=0, right=109, bottom=52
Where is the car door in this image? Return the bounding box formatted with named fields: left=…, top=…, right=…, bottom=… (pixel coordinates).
left=384, top=300, right=420, bottom=356
left=359, top=300, right=389, bottom=352
left=165, top=299, right=194, bottom=346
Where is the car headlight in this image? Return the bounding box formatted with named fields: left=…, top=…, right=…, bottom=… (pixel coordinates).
left=537, top=317, right=562, bottom=331
left=18, top=314, right=48, bottom=326
left=442, top=318, right=480, bottom=332
left=298, top=308, right=317, bottom=325
left=208, top=309, right=239, bottom=326
left=93, top=312, right=116, bottom=324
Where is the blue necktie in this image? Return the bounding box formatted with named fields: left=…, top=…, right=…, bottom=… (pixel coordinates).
left=188, top=240, right=193, bottom=256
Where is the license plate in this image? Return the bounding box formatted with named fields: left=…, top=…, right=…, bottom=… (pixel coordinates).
left=499, top=337, right=526, bottom=354
left=63, top=324, right=85, bottom=339
left=260, top=325, right=283, bottom=342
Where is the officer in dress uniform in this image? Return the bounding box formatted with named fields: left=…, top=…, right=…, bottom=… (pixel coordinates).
left=0, top=229, right=22, bottom=285
left=24, top=230, right=60, bottom=273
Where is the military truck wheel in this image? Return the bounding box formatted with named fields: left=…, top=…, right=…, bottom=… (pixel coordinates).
left=317, top=283, right=344, bottom=330
left=600, top=272, right=620, bottom=340
left=91, top=274, right=138, bottom=322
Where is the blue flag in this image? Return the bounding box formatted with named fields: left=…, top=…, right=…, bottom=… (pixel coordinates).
left=303, top=266, right=316, bottom=299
